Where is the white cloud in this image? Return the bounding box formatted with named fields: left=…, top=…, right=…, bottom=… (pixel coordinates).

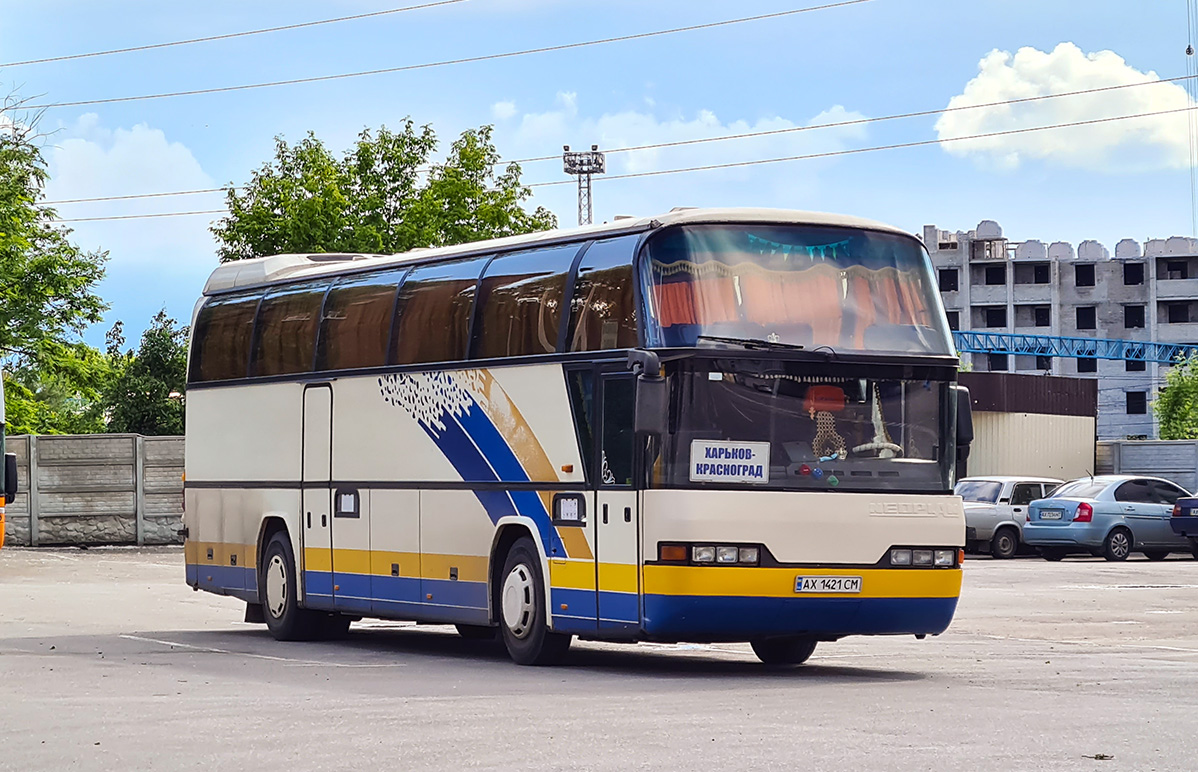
left=43, top=114, right=221, bottom=268
left=491, top=101, right=518, bottom=121
left=498, top=92, right=868, bottom=221
left=41, top=115, right=221, bottom=341
left=936, top=42, right=1193, bottom=171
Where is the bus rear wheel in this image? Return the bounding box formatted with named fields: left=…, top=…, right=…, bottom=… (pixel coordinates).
left=261, top=531, right=322, bottom=641
left=750, top=636, right=817, bottom=665
left=498, top=537, right=571, bottom=665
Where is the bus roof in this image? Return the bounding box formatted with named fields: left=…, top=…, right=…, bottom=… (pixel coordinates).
left=202, top=207, right=915, bottom=296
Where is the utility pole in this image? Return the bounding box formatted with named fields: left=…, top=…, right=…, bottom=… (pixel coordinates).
left=562, top=144, right=606, bottom=226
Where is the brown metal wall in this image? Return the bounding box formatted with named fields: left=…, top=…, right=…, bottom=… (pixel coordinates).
left=958, top=372, right=1097, bottom=418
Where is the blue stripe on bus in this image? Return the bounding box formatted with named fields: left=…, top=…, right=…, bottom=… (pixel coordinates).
left=192, top=564, right=257, bottom=603
left=306, top=570, right=488, bottom=614
left=598, top=591, right=640, bottom=624
left=415, top=390, right=564, bottom=557
left=642, top=595, right=958, bottom=639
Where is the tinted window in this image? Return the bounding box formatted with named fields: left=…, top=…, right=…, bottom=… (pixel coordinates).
left=1151, top=480, right=1189, bottom=505
left=316, top=269, right=406, bottom=371
left=391, top=258, right=487, bottom=364
left=955, top=480, right=1001, bottom=503
left=600, top=376, right=636, bottom=486
left=1114, top=479, right=1154, bottom=503
left=190, top=293, right=262, bottom=382
left=252, top=282, right=329, bottom=376
left=568, top=235, right=640, bottom=351
left=474, top=246, right=574, bottom=359
left=567, top=369, right=595, bottom=481
left=1010, top=483, right=1040, bottom=506
left=1051, top=480, right=1108, bottom=499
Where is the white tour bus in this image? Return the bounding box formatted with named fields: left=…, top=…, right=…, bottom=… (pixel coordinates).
left=184, top=208, right=971, bottom=665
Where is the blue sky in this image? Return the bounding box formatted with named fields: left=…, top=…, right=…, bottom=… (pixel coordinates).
left=0, top=0, right=1191, bottom=345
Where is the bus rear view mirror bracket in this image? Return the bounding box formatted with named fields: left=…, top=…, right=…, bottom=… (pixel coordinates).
left=4, top=452, right=17, bottom=505
left=628, top=350, right=667, bottom=438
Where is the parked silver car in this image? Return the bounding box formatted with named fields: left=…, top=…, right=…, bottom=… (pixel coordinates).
left=956, top=476, right=1064, bottom=558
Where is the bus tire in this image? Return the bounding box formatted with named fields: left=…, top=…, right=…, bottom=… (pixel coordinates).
left=498, top=537, right=571, bottom=666
left=750, top=636, right=817, bottom=665
left=260, top=531, right=322, bottom=641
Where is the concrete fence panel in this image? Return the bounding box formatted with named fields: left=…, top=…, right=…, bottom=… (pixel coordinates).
left=1096, top=440, right=1198, bottom=493
left=3, top=434, right=183, bottom=547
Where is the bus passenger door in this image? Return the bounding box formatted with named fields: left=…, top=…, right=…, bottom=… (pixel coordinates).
left=594, top=373, right=641, bottom=633
left=302, top=385, right=335, bottom=610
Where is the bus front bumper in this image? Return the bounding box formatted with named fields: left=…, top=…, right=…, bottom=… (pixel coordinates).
left=639, top=565, right=961, bottom=641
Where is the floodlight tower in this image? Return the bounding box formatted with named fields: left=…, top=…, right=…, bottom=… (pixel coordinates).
left=562, top=144, right=606, bottom=226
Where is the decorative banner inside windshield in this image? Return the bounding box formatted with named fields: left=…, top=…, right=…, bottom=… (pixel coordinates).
left=690, top=440, right=771, bottom=484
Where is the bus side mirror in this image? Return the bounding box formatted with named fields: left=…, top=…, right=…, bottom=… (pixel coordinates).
left=4, top=453, right=16, bottom=505
left=628, top=350, right=667, bottom=438
left=952, top=385, right=973, bottom=464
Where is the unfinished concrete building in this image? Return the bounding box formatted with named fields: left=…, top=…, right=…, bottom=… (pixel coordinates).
left=924, top=221, right=1198, bottom=440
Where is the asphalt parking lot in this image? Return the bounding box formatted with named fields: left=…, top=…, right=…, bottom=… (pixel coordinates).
left=2, top=548, right=1197, bottom=772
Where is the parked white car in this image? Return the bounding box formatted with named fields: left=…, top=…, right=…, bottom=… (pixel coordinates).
left=956, top=476, right=1064, bottom=558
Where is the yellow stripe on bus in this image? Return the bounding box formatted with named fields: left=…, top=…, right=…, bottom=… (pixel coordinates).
left=549, top=560, right=638, bottom=593
left=642, top=565, right=962, bottom=599
left=185, top=540, right=256, bottom=569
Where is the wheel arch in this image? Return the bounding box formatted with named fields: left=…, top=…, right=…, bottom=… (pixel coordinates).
left=254, top=515, right=292, bottom=604
left=489, top=518, right=546, bottom=625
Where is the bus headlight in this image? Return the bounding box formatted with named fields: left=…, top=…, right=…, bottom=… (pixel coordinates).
left=890, top=549, right=912, bottom=565
left=912, top=549, right=934, bottom=566
left=692, top=546, right=716, bottom=563
left=738, top=547, right=759, bottom=564
left=716, top=546, right=738, bottom=563
left=934, top=549, right=955, bottom=566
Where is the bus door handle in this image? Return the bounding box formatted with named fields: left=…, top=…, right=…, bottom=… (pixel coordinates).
left=307, top=511, right=311, bottom=528
left=624, top=507, right=631, bottom=523
left=322, top=514, right=327, bottom=527
left=602, top=504, right=608, bottom=524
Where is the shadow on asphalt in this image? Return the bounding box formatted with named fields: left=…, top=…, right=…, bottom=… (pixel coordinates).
left=81, top=625, right=928, bottom=683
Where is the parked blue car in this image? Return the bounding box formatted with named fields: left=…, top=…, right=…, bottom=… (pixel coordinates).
left=1170, top=498, right=1198, bottom=558
left=1024, top=475, right=1194, bottom=561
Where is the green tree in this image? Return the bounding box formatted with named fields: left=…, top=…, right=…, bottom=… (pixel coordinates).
left=211, top=122, right=556, bottom=261
left=2, top=107, right=109, bottom=432
left=102, top=310, right=188, bottom=436
left=1155, top=354, right=1198, bottom=440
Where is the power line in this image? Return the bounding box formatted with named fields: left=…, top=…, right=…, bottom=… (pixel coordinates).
left=39, top=73, right=1197, bottom=207
left=525, top=104, right=1198, bottom=188
left=25, top=1, right=871, bottom=110
left=46, top=105, right=1198, bottom=223
left=0, top=0, right=467, bottom=68
left=53, top=210, right=226, bottom=223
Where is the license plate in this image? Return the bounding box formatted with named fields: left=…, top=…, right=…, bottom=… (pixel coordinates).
left=795, top=576, right=862, bottom=594
left=1040, top=510, right=1063, bottom=520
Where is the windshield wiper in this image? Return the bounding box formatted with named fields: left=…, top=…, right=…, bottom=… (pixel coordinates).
left=696, top=335, right=836, bottom=358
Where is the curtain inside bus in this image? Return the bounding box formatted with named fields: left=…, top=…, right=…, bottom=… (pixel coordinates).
left=641, top=224, right=953, bottom=356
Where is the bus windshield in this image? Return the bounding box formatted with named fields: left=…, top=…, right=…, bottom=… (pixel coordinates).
left=657, top=360, right=953, bottom=493
left=643, top=223, right=952, bottom=356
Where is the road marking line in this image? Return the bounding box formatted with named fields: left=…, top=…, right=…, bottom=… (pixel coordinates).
left=119, top=634, right=406, bottom=667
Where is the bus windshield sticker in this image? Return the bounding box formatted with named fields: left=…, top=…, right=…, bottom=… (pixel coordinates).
left=689, top=440, right=770, bottom=484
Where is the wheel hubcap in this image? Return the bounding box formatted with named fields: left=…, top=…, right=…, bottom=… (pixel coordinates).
left=501, top=563, right=535, bottom=639
left=265, top=555, right=287, bottom=619
left=1112, top=533, right=1130, bottom=558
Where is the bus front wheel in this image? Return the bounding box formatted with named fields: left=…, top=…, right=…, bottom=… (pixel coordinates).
left=750, top=636, right=817, bottom=666
left=498, top=537, right=571, bottom=665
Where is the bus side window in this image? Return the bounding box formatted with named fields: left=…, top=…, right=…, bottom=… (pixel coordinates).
left=316, top=269, right=408, bottom=371
left=568, top=236, right=640, bottom=352
left=601, top=377, right=636, bottom=487
left=190, top=292, right=263, bottom=382
left=252, top=282, right=329, bottom=377
left=566, top=370, right=595, bottom=481
left=474, top=245, right=574, bottom=358
left=391, top=257, right=489, bottom=365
